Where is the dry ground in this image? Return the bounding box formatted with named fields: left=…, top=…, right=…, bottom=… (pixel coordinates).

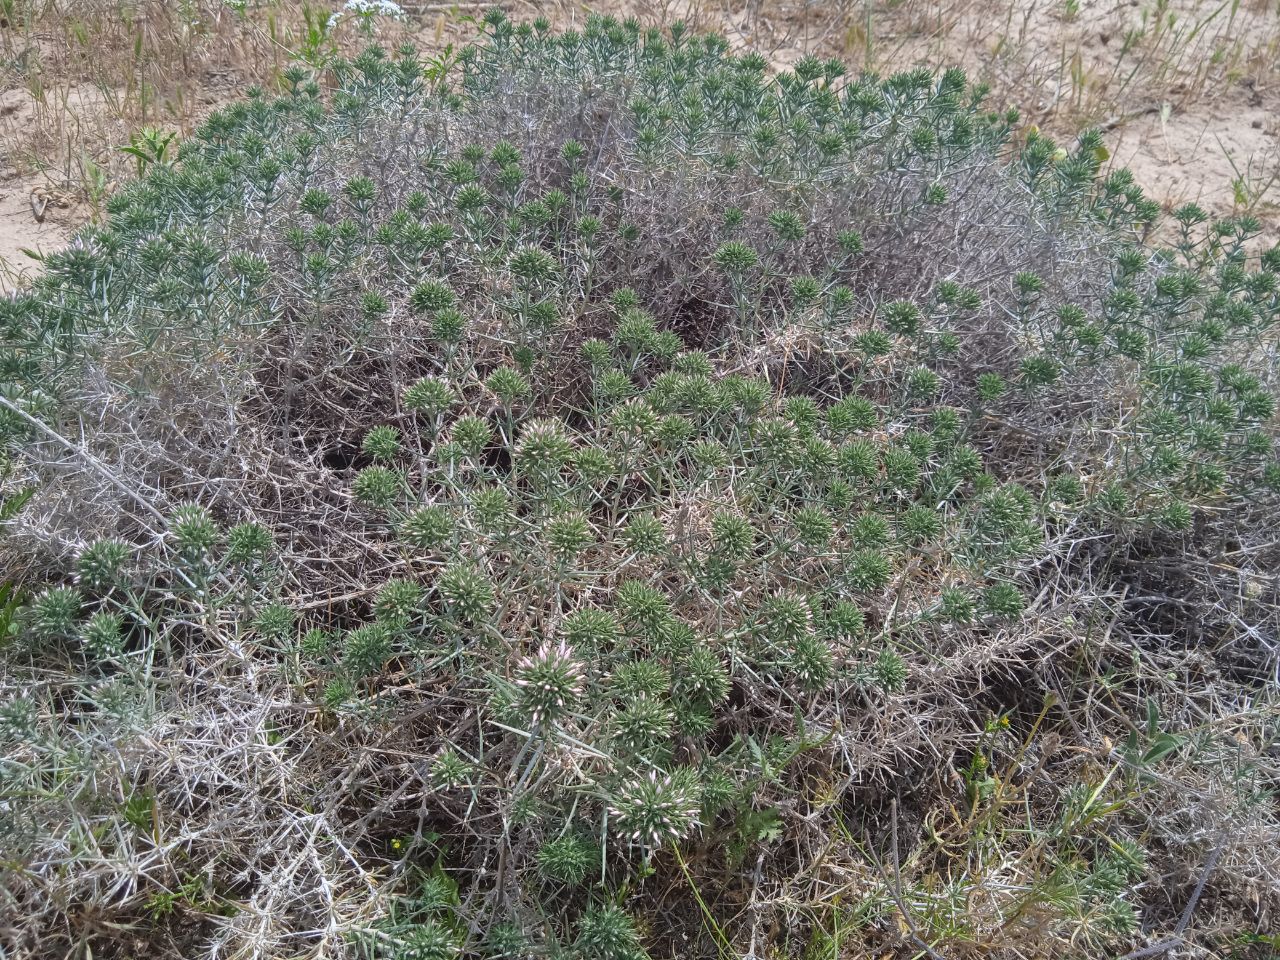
left=1, top=0, right=1279, bottom=289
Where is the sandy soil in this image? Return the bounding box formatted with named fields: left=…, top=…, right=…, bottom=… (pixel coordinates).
left=1, top=0, right=1277, bottom=291
left=0, top=177, right=73, bottom=291
left=0, top=82, right=108, bottom=289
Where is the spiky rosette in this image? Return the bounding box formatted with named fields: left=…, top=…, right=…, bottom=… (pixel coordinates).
left=514, top=640, right=585, bottom=725
left=607, top=768, right=702, bottom=850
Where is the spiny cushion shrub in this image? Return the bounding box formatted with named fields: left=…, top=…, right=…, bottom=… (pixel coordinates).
left=1, top=11, right=1278, bottom=960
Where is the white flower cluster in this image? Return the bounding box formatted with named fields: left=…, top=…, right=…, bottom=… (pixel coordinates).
left=327, top=0, right=405, bottom=29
